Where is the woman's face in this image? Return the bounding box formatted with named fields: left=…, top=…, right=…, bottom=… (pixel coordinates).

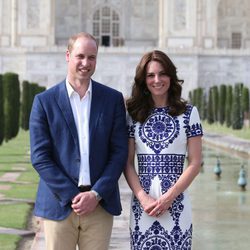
left=145, top=60, right=170, bottom=106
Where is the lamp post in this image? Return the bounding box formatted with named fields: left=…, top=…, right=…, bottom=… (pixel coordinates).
left=237, top=164, right=247, bottom=191
left=214, top=156, right=222, bottom=179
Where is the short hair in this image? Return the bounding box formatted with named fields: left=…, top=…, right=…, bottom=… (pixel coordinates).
left=67, top=32, right=98, bottom=53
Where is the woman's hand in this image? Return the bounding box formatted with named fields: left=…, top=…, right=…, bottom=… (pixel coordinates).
left=148, top=187, right=177, bottom=217
left=137, top=191, right=157, bottom=214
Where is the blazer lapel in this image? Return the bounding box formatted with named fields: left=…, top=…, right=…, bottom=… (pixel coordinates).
left=89, top=81, right=103, bottom=144
left=55, top=81, right=79, bottom=148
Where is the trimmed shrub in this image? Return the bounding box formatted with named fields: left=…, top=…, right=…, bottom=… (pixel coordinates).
left=3, top=72, right=20, bottom=141
left=0, top=74, right=4, bottom=145
left=21, top=82, right=46, bottom=130
left=225, top=85, right=233, bottom=127
left=219, top=84, right=227, bottom=125
left=207, top=87, right=214, bottom=124
left=212, top=86, right=219, bottom=122
left=21, top=81, right=30, bottom=130
left=232, top=83, right=243, bottom=129
left=242, top=86, right=250, bottom=116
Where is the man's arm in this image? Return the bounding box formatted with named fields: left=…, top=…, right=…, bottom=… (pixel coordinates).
left=91, top=92, right=128, bottom=200
left=30, top=94, right=79, bottom=206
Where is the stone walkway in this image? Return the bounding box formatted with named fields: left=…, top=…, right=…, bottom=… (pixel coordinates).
left=0, top=227, right=35, bottom=237
left=203, top=131, right=250, bottom=157
left=0, top=168, right=36, bottom=248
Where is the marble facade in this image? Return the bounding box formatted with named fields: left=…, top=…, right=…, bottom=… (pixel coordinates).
left=0, top=0, right=250, bottom=98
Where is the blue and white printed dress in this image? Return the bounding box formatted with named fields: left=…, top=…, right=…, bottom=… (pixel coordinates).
left=127, top=104, right=203, bottom=250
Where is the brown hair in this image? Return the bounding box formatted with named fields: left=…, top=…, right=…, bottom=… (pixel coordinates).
left=67, top=32, right=98, bottom=53
left=126, top=50, right=186, bottom=123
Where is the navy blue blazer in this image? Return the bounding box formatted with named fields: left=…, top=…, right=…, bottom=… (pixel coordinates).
left=29, top=80, right=128, bottom=220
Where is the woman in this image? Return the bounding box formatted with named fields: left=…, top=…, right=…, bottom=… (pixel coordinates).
left=124, top=50, right=203, bottom=249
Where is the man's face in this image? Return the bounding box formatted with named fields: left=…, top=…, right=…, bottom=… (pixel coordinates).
left=66, top=37, right=98, bottom=83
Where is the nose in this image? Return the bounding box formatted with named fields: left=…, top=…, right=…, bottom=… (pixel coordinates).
left=81, top=58, right=89, bottom=66
left=154, top=74, right=160, bottom=82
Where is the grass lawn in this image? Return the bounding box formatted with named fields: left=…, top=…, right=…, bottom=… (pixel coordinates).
left=202, top=121, right=250, bottom=140
left=0, top=130, right=38, bottom=250
left=0, top=235, right=20, bottom=250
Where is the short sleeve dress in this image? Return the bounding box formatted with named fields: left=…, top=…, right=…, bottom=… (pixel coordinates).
left=127, top=104, right=203, bottom=250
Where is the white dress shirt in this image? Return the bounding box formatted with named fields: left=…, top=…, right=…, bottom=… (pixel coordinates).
left=66, top=79, right=92, bottom=186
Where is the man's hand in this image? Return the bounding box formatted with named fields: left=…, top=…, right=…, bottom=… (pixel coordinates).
left=71, top=191, right=98, bottom=216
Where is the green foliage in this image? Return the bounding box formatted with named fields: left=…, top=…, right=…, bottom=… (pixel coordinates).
left=211, top=86, right=219, bottom=122
left=186, top=83, right=249, bottom=130
left=21, top=81, right=30, bottom=130
left=242, top=87, right=250, bottom=113
left=225, top=85, right=233, bottom=127
left=188, top=91, right=193, bottom=104
left=0, top=235, right=20, bottom=250
left=0, top=130, right=37, bottom=249
left=20, top=81, right=46, bottom=131
left=201, top=91, right=207, bottom=120
left=0, top=204, right=31, bottom=229
left=0, top=74, right=4, bottom=145
left=232, top=83, right=243, bottom=129
left=3, top=72, right=20, bottom=141
left=207, top=87, right=214, bottom=124
left=219, top=84, right=227, bottom=125
left=198, top=88, right=206, bottom=120
left=188, top=88, right=206, bottom=120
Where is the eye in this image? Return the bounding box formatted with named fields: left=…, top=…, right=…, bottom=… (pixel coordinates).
left=76, top=54, right=84, bottom=59
left=89, top=55, right=96, bottom=60
left=147, top=73, right=154, bottom=78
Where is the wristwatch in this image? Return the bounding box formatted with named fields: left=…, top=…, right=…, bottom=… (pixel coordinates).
left=91, top=190, right=102, bottom=202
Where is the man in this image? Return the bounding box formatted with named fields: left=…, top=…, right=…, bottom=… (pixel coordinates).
left=29, top=32, right=128, bottom=250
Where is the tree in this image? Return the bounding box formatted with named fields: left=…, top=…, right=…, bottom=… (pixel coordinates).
left=0, top=74, right=4, bottom=145
left=232, top=83, right=243, bottom=129
left=211, top=86, right=219, bottom=123
left=188, top=91, right=193, bottom=104
left=207, top=87, right=214, bottom=124
left=21, top=81, right=46, bottom=130
left=21, top=80, right=30, bottom=130
left=225, top=85, right=233, bottom=127
left=219, top=84, right=227, bottom=125
left=3, top=72, right=20, bottom=141
left=242, top=86, right=250, bottom=126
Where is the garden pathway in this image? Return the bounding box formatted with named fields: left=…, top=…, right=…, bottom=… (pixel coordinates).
left=0, top=168, right=36, bottom=245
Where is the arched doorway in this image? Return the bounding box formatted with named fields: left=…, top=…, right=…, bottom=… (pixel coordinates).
left=93, top=6, right=122, bottom=47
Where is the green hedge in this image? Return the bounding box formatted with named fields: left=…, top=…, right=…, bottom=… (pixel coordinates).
left=189, top=83, right=250, bottom=130
left=3, top=72, right=20, bottom=142
left=0, top=74, right=4, bottom=145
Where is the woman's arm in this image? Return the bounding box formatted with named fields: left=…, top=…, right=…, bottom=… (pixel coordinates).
left=124, top=138, right=156, bottom=213
left=149, top=135, right=202, bottom=217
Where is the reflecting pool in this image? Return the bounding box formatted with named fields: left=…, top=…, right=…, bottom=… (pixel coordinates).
left=191, top=144, right=250, bottom=250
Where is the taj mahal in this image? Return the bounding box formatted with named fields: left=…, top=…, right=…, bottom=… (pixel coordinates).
left=0, top=0, right=250, bottom=98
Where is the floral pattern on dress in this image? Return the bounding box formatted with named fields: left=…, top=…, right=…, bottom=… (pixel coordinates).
left=127, top=105, right=203, bottom=250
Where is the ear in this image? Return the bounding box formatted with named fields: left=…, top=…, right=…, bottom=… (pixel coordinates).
left=66, top=50, right=70, bottom=62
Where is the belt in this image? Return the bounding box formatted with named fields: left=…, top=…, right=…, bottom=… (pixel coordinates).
left=78, top=185, right=92, bottom=192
